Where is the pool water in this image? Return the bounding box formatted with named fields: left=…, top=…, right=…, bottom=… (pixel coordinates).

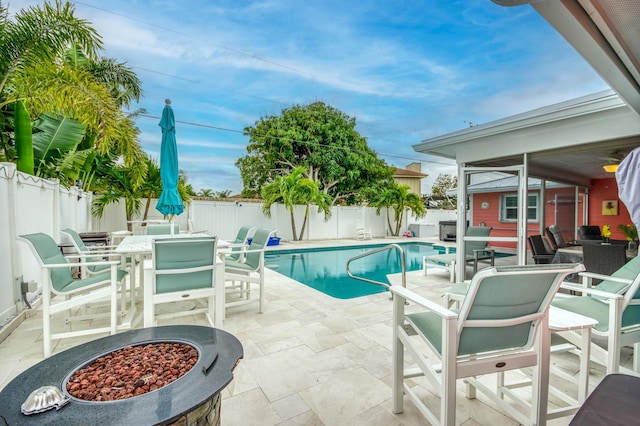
left=264, top=242, right=450, bottom=299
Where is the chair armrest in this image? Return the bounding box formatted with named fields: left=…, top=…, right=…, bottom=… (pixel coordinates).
left=218, top=243, right=249, bottom=254
left=473, top=248, right=495, bottom=259
left=85, top=244, right=119, bottom=250
left=43, top=260, right=121, bottom=269
left=390, top=286, right=457, bottom=319
left=578, top=272, right=633, bottom=291
left=578, top=271, right=632, bottom=284
left=559, top=282, right=625, bottom=300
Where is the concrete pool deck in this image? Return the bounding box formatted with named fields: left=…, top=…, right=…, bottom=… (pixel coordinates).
left=0, top=237, right=628, bottom=425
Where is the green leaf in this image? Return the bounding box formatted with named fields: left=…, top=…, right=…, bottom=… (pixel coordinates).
left=14, top=99, right=34, bottom=174
left=32, top=113, right=86, bottom=173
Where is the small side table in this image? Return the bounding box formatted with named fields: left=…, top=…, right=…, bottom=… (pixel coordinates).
left=546, top=306, right=598, bottom=420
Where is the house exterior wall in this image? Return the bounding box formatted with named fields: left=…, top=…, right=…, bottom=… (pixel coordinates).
left=588, top=177, right=633, bottom=240
left=471, top=177, right=633, bottom=249
left=393, top=177, right=422, bottom=195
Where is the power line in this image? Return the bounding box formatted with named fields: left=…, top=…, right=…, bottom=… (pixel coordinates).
left=137, top=113, right=456, bottom=167
left=71, top=0, right=476, bottom=134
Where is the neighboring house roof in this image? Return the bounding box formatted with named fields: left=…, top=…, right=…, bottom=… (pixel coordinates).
left=393, top=167, right=428, bottom=178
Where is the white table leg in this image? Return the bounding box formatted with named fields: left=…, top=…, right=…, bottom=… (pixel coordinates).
left=215, top=260, right=224, bottom=328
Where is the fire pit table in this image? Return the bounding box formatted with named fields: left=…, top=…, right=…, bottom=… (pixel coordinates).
left=0, top=325, right=242, bottom=425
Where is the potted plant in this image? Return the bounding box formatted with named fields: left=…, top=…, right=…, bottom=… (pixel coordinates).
left=618, top=224, right=638, bottom=257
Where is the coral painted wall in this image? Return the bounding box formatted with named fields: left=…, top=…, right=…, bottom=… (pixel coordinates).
left=472, top=177, right=633, bottom=248
left=588, top=177, right=633, bottom=240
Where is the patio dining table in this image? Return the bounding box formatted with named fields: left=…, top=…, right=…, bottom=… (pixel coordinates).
left=115, top=234, right=229, bottom=329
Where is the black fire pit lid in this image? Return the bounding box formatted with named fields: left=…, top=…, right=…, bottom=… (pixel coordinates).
left=0, top=325, right=243, bottom=425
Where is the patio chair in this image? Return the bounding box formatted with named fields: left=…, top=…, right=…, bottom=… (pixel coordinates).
left=144, top=237, right=218, bottom=327
left=391, top=263, right=582, bottom=426
left=18, top=233, right=127, bottom=357
left=355, top=220, right=372, bottom=240
left=145, top=223, right=180, bottom=235
left=552, top=255, right=640, bottom=374
left=546, top=224, right=569, bottom=250
left=223, top=225, right=255, bottom=262
left=578, top=225, right=603, bottom=244
left=423, top=226, right=494, bottom=282
left=187, top=219, right=208, bottom=234
left=223, top=227, right=276, bottom=314
left=60, top=228, right=121, bottom=278
left=528, top=234, right=556, bottom=264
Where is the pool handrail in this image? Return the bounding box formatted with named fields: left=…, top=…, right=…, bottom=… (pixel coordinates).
left=346, top=243, right=406, bottom=289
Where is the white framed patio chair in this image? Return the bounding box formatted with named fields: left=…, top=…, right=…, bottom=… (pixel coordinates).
left=60, top=228, right=121, bottom=278
left=144, top=237, right=218, bottom=327
left=18, top=233, right=127, bottom=357
left=355, top=220, right=372, bottom=240
left=423, top=226, right=494, bottom=282
left=390, top=263, right=582, bottom=426
left=145, top=223, right=180, bottom=235
left=187, top=219, right=208, bottom=234
left=221, top=225, right=255, bottom=262
left=552, top=255, right=640, bottom=374
left=223, top=227, right=275, bottom=314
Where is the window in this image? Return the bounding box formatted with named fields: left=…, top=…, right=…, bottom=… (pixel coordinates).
left=500, top=194, right=539, bottom=222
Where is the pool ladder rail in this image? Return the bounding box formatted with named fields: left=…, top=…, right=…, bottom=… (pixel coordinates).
left=345, top=243, right=407, bottom=293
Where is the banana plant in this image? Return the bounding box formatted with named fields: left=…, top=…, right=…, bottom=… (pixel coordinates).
left=14, top=99, right=34, bottom=174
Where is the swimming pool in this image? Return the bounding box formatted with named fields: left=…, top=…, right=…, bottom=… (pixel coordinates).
left=264, top=242, right=450, bottom=299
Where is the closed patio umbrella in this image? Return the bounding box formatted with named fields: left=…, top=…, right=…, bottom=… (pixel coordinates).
left=156, top=99, right=184, bottom=218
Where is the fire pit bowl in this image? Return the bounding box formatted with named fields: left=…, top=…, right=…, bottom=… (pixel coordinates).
left=0, top=325, right=243, bottom=425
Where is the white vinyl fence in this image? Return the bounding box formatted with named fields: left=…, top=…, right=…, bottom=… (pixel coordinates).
left=0, top=162, right=456, bottom=328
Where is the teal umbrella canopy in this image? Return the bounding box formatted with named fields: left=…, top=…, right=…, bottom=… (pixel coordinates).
left=156, top=99, right=184, bottom=216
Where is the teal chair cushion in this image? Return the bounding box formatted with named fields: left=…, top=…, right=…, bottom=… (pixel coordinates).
left=154, top=238, right=216, bottom=294
left=553, top=255, right=640, bottom=332
left=61, top=269, right=128, bottom=293
left=20, top=233, right=127, bottom=293
left=242, top=228, right=274, bottom=270
left=553, top=296, right=611, bottom=333
left=413, top=268, right=561, bottom=355
left=21, top=233, right=74, bottom=292
left=228, top=225, right=254, bottom=261
left=597, top=255, right=640, bottom=296
left=146, top=223, right=180, bottom=235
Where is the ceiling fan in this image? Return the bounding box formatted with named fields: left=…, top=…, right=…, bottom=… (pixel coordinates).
left=601, top=151, right=625, bottom=173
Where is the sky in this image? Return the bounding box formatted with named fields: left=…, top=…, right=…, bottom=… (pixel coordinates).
left=8, top=0, right=609, bottom=194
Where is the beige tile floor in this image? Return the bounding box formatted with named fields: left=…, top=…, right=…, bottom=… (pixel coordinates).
left=0, top=237, right=625, bottom=425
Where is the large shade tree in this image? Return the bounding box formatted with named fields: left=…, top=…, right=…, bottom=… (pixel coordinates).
left=237, top=101, right=392, bottom=205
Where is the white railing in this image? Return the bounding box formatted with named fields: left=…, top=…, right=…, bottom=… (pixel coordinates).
left=0, top=161, right=456, bottom=326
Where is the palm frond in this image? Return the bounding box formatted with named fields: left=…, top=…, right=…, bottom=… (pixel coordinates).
left=32, top=113, right=86, bottom=173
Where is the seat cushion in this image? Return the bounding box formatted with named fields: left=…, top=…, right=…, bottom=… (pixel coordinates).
left=60, top=268, right=127, bottom=293
left=552, top=296, right=610, bottom=333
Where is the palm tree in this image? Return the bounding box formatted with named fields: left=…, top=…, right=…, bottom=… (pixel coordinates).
left=371, top=183, right=426, bottom=236
left=91, top=165, right=142, bottom=230
left=92, top=156, right=191, bottom=230
left=0, top=1, right=146, bottom=187
left=198, top=189, right=213, bottom=197
left=261, top=166, right=331, bottom=241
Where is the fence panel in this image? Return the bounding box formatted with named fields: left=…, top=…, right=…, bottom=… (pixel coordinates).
left=0, top=167, right=456, bottom=328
